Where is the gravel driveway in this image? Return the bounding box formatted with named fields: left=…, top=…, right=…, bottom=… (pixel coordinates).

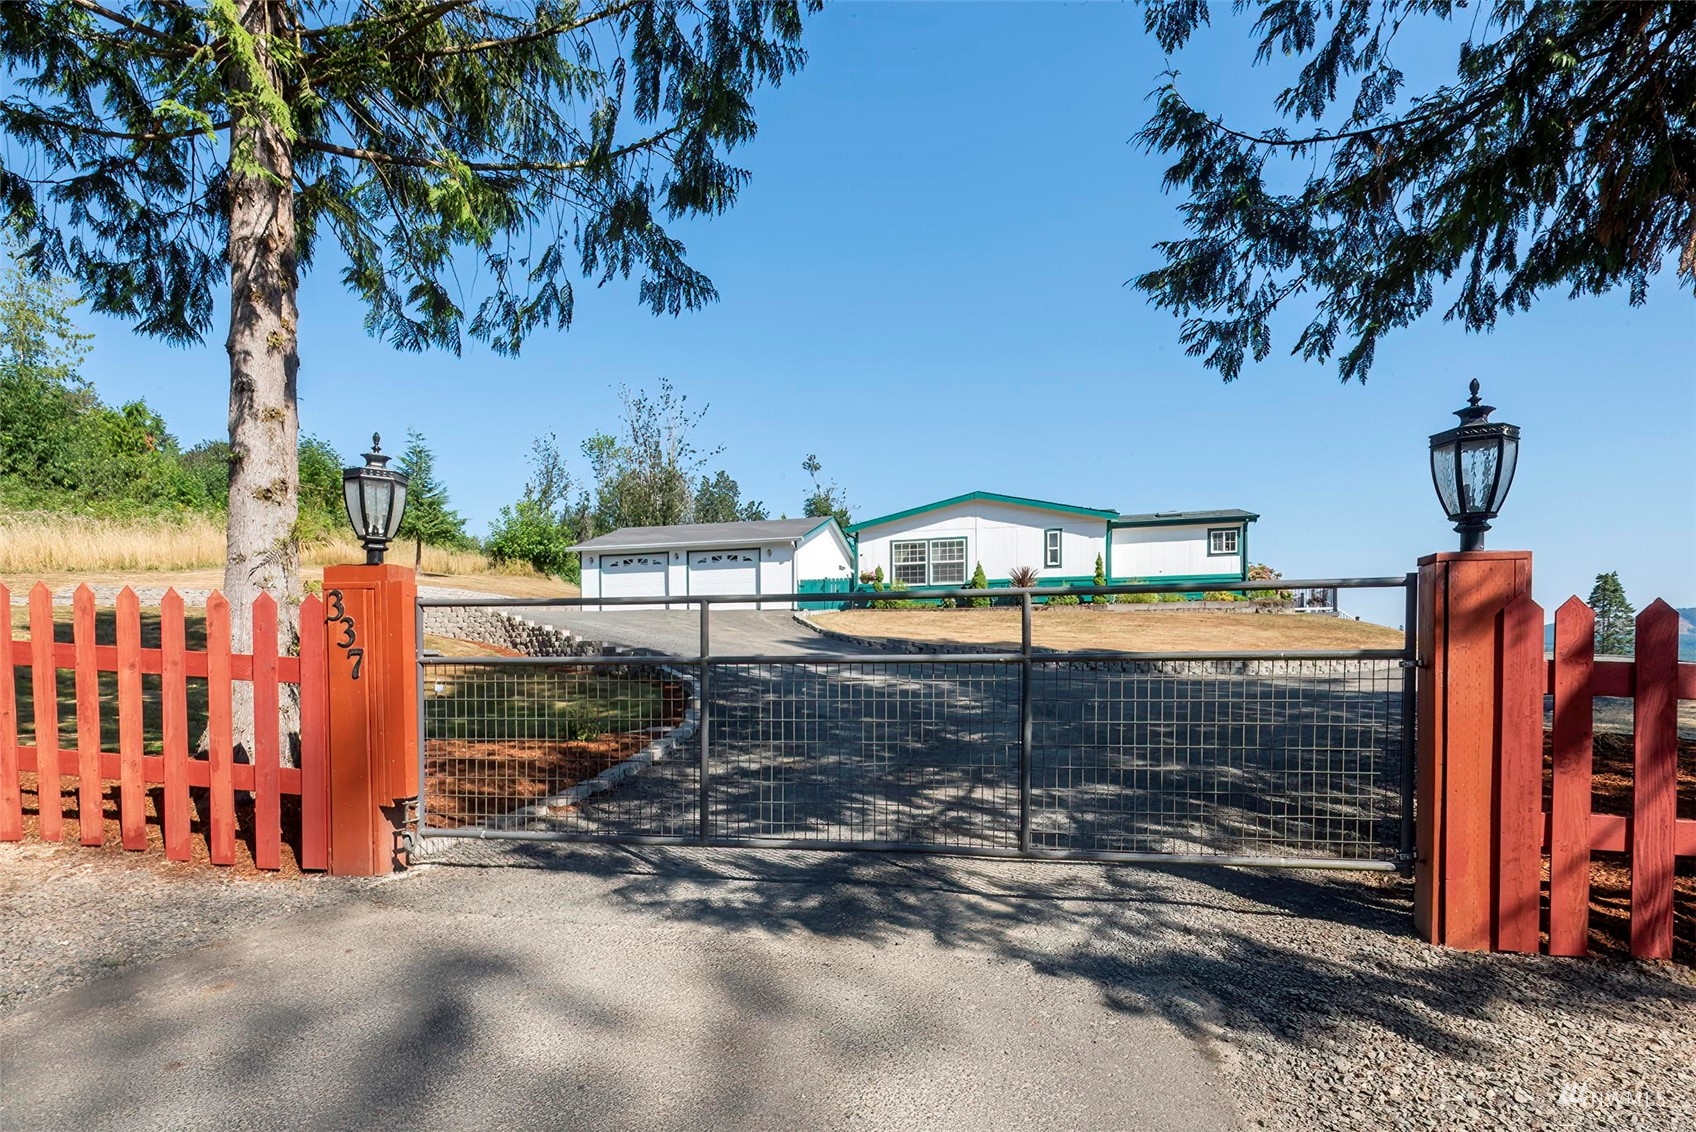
left=3, top=841, right=1691, bottom=1131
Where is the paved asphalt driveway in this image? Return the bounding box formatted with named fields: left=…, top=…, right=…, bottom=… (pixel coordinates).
left=527, top=608, right=852, bottom=657
left=0, top=847, right=1243, bottom=1132
left=429, top=608, right=1403, bottom=861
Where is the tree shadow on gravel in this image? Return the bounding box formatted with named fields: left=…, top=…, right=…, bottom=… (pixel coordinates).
left=435, top=841, right=1696, bottom=1066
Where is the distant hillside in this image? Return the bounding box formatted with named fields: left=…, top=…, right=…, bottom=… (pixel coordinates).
left=1543, top=607, right=1696, bottom=661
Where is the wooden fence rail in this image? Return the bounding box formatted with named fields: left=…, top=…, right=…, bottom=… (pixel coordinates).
left=0, top=583, right=329, bottom=871
left=1500, top=595, right=1694, bottom=959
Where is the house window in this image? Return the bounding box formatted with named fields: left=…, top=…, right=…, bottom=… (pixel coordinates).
left=1044, top=528, right=1062, bottom=569
left=1208, top=528, right=1240, bottom=556
left=890, top=538, right=967, bottom=585
left=930, top=538, right=967, bottom=585
left=891, top=541, right=929, bottom=585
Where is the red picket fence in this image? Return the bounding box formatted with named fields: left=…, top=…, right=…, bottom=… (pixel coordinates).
left=0, top=583, right=329, bottom=871
left=1497, top=595, right=1695, bottom=959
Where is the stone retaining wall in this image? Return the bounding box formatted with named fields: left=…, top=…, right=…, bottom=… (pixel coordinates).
left=424, top=605, right=605, bottom=657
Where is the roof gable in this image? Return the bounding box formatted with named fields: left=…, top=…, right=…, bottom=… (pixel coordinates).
left=846, top=491, right=1118, bottom=534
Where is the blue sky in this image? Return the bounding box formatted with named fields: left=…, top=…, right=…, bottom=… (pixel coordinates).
left=78, top=3, right=1694, bottom=627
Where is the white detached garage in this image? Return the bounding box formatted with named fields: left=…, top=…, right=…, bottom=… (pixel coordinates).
left=572, top=518, right=853, bottom=610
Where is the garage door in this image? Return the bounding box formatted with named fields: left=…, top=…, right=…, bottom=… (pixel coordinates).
left=599, top=553, right=668, bottom=609
left=688, top=548, right=759, bottom=601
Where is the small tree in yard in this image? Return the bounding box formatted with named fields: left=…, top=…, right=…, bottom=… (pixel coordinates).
left=965, top=562, right=990, bottom=608
left=396, top=431, right=472, bottom=570
left=1092, top=553, right=1107, bottom=603
left=1588, top=572, right=1636, bottom=655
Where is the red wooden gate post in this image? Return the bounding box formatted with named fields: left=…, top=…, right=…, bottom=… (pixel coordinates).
left=322, top=564, right=419, bottom=876
left=1413, top=550, right=1534, bottom=951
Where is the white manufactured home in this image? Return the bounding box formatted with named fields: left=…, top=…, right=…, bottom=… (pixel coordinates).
left=571, top=518, right=854, bottom=610
left=847, top=492, right=1258, bottom=593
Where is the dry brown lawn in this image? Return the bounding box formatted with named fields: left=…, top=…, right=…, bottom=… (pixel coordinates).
left=811, top=606, right=1405, bottom=652
left=4, top=566, right=577, bottom=611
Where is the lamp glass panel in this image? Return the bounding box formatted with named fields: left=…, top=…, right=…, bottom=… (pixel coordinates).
left=1458, top=435, right=1501, bottom=514
left=384, top=481, right=408, bottom=540
left=343, top=477, right=365, bottom=535
left=361, top=476, right=392, bottom=537
left=1431, top=440, right=1462, bottom=517
left=1488, top=435, right=1519, bottom=514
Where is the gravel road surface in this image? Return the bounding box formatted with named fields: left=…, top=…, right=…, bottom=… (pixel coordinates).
left=4, top=841, right=1692, bottom=1131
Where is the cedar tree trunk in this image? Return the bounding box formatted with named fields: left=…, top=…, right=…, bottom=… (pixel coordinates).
left=223, top=0, right=302, bottom=762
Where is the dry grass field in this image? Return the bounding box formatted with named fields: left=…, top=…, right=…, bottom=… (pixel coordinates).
left=0, top=514, right=577, bottom=604
left=810, top=606, right=1405, bottom=652
left=0, top=513, right=543, bottom=581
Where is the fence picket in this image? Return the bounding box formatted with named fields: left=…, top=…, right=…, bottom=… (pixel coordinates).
left=0, top=583, right=19, bottom=841
left=298, top=594, right=329, bottom=871
left=160, top=590, right=191, bottom=862
left=116, top=588, right=145, bottom=851
left=253, top=594, right=281, bottom=871
left=29, top=583, right=61, bottom=841
left=206, top=594, right=236, bottom=865
left=1496, top=593, right=1543, bottom=953
left=1548, top=597, right=1595, bottom=957
left=73, top=586, right=103, bottom=846
left=1630, top=600, right=1679, bottom=960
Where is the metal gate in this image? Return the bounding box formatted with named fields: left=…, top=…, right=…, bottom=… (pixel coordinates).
left=414, top=576, right=1416, bottom=870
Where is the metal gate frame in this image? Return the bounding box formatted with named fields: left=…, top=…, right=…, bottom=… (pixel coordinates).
left=414, top=575, right=1417, bottom=871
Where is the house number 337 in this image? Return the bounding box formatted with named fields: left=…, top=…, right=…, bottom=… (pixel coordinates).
left=324, top=590, right=364, bottom=680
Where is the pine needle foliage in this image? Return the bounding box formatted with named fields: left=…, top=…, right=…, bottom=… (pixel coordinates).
left=1134, top=1, right=1696, bottom=382
left=0, top=1, right=817, bottom=352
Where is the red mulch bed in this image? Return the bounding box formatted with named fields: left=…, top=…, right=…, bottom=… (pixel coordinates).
left=16, top=771, right=305, bottom=879
left=1542, top=731, right=1695, bottom=966
left=423, top=729, right=676, bottom=828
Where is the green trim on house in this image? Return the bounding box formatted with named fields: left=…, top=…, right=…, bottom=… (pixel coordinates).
left=981, top=575, right=1097, bottom=589
left=1205, top=527, right=1242, bottom=557
left=1109, top=511, right=1261, bottom=529
left=846, top=491, right=1118, bottom=534
left=1105, top=572, right=1243, bottom=586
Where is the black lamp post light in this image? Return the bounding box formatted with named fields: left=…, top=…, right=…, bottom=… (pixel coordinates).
left=343, top=433, right=409, bottom=565
left=1429, top=379, right=1520, bottom=552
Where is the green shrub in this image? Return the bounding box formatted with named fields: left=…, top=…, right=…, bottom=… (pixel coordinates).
left=1157, top=592, right=1185, bottom=603
left=564, top=699, right=603, bottom=742
left=965, top=561, right=990, bottom=608
left=1204, top=590, right=1244, bottom=602
left=1090, top=553, right=1107, bottom=602
left=1046, top=593, right=1080, bottom=606
left=1122, top=591, right=1157, bottom=604
left=870, top=580, right=919, bottom=610
left=486, top=499, right=579, bottom=580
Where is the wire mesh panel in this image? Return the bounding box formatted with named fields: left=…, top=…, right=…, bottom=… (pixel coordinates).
left=706, top=661, right=1020, bottom=848
left=1028, top=659, right=1405, bottom=861
left=421, top=661, right=698, bottom=838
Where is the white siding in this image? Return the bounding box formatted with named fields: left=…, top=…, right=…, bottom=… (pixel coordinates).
left=1109, top=524, right=1243, bottom=580
left=794, top=524, right=854, bottom=582
left=855, top=501, right=1108, bottom=585
left=756, top=544, right=792, bottom=609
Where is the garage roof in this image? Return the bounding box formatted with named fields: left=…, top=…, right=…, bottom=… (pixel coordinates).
left=568, top=517, right=834, bottom=553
